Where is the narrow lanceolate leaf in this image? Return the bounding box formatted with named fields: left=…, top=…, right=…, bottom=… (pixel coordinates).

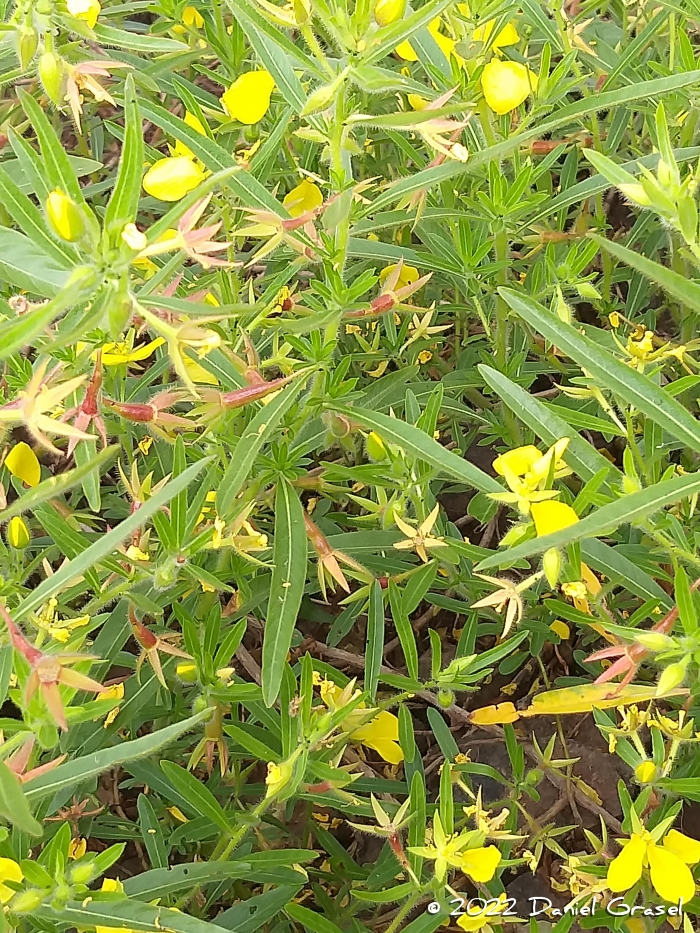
left=104, top=74, right=143, bottom=235
left=262, top=480, right=307, bottom=707
left=0, top=445, right=118, bottom=522
left=216, top=377, right=309, bottom=519
left=478, top=365, right=622, bottom=486
left=159, top=761, right=231, bottom=834
left=476, top=471, right=700, bottom=571
left=36, top=899, right=231, bottom=933
left=24, top=710, right=211, bottom=802
left=0, top=761, right=42, bottom=835
left=498, top=288, right=700, bottom=455
left=365, top=581, right=384, bottom=702
left=591, top=234, right=700, bottom=316
left=331, top=405, right=501, bottom=493
left=15, top=458, right=213, bottom=619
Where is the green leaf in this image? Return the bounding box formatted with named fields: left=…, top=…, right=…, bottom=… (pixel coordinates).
left=388, top=580, right=418, bottom=681
left=0, top=227, right=71, bottom=297
left=124, top=860, right=262, bottom=900
left=93, top=23, right=189, bottom=52
left=104, top=74, right=144, bottom=236
left=0, top=165, right=76, bottom=265
left=330, top=405, right=501, bottom=493
left=285, top=904, right=345, bottom=933
left=24, top=709, right=211, bottom=802
left=36, top=898, right=231, bottom=933
left=498, top=288, right=700, bottom=455
left=591, top=233, right=700, bottom=315
left=159, top=761, right=231, bottom=834
left=15, top=457, right=213, bottom=620
left=17, top=88, right=85, bottom=204
left=361, top=0, right=456, bottom=66
left=0, top=761, right=41, bottom=835
left=216, top=378, right=309, bottom=519
left=476, top=472, right=700, bottom=571
left=365, top=580, right=384, bottom=701
left=262, top=480, right=307, bottom=707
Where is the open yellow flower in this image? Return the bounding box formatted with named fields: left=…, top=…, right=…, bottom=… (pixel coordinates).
left=409, top=812, right=501, bottom=883
left=490, top=439, right=570, bottom=515
left=320, top=680, right=403, bottom=764
left=5, top=442, right=41, bottom=487
left=473, top=20, right=519, bottom=50
left=607, top=827, right=700, bottom=903
left=183, top=5, right=204, bottom=27
left=66, top=0, right=101, bottom=28
left=379, top=262, right=419, bottom=290
left=143, top=156, right=206, bottom=201
left=222, top=70, right=275, bottom=124
left=457, top=893, right=514, bottom=932
left=396, top=18, right=463, bottom=65
left=481, top=59, right=537, bottom=115
left=0, top=858, right=22, bottom=903
left=283, top=179, right=324, bottom=218
left=99, top=335, right=165, bottom=366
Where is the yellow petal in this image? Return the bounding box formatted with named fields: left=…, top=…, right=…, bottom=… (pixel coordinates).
left=606, top=835, right=646, bottom=892
left=492, top=445, right=540, bottom=477
left=530, top=500, right=578, bottom=537
left=473, top=20, right=519, bottom=49
left=379, top=262, right=419, bottom=290
left=361, top=737, right=404, bottom=764
left=647, top=842, right=696, bottom=903
left=663, top=829, right=700, bottom=865
left=481, top=59, right=537, bottom=115
left=7, top=516, right=30, bottom=549
left=283, top=179, right=324, bottom=218
left=457, top=913, right=488, bottom=932
left=221, top=71, right=275, bottom=124
left=470, top=702, right=519, bottom=725
left=461, top=845, right=502, bottom=882
left=0, top=859, right=23, bottom=904
left=549, top=619, right=570, bottom=639
left=182, top=5, right=204, bottom=27
left=143, top=156, right=205, bottom=201
left=66, top=0, right=101, bottom=27
left=5, top=442, right=41, bottom=487
left=395, top=39, right=418, bottom=61
left=183, top=355, right=219, bottom=385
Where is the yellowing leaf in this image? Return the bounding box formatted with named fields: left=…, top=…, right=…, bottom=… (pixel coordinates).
left=521, top=683, right=688, bottom=717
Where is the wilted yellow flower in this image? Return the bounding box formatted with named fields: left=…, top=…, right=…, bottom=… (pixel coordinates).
left=7, top=517, right=30, bottom=549
left=283, top=179, right=324, bottom=218
left=143, top=156, right=206, bottom=201
left=0, top=858, right=23, bottom=903
left=481, top=59, right=537, bottom=114
left=66, top=0, right=101, bottom=28
left=68, top=837, right=87, bottom=859
left=221, top=70, right=275, bottom=124
left=393, top=504, right=447, bottom=563
left=46, top=189, right=85, bottom=242
left=5, top=443, right=41, bottom=487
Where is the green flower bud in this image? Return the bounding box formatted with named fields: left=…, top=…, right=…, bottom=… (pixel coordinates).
left=9, top=889, right=44, bottom=913
left=38, top=50, right=65, bottom=107
left=437, top=688, right=455, bottom=709
left=16, top=26, right=39, bottom=69
left=366, top=431, right=387, bottom=461
left=69, top=862, right=95, bottom=885
left=542, top=547, right=562, bottom=588
left=656, top=660, right=688, bottom=696
left=634, top=632, right=676, bottom=652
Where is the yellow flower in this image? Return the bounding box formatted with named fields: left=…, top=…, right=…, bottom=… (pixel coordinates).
left=379, top=263, right=419, bottom=290
left=530, top=501, right=578, bottom=537
left=221, top=70, right=275, bottom=124
left=320, top=680, right=403, bottom=764
left=283, top=179, right=324, bottom=218
left=0, top=858, right=23, bottom=903
left=99, top=335, right=165, bottom=366
left=634, top=760, right=657, bottom=784
left=66, top=0, right=101, bottom=28
left=473, top=20, right=519, bottom=50
left=470, top=702, right=519, bottom=726
left=607, top=828, right=700, bottom=903
left=396, top=18, right=462, bottom=65
left=143, top=156, right=206, bottom=201
left=409, top=812, right=500, bottom=884
left=182, top=5, right=204, bottom=27
left=46, top=189, right=85, bottom=242
left=7, top=516, right=30, bottom=549
left=182, top=354, right=219, bottom=385
left=95, top=879, right=134, bottom=933
left=493, top=446, right=540, bottom=477
left=172, top=111, right=208, bottom=159
left=5, top=442, right=41, bottom=487
left=457, top=893, right=512, bottom=931
left=481, top=59, right=537, bottom=115
left=374, top=0, right=405, bottom=27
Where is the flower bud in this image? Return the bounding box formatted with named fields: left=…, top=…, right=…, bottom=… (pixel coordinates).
left=9, top=889, right=44, bottom=913
left=437, top=688, right=455, bottom=709
left=176, top=662, right=198, bottom=683
left=619, top=183, right=653, bottom=208
left=634, top=632, right=676, bottom=652
left=265, top=759, right=293, bottom=798
left=69, top=862, right=95, bottom=885
left=634, top=760, right=657, bottom=784
left=542, top=547, right=562, bottom=588
left=16, top=26, right=38, bottom=70
left=656, top=660, right=688, bottom=696
left=366, top=431, right=387, bottom=461
left=7, top=516, right=30, bottom=549
left=38, top=50, right=65, bottom=107
left=374, top=0, right=406, bottom=26
left=46, top=189, right=85, bottom=242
